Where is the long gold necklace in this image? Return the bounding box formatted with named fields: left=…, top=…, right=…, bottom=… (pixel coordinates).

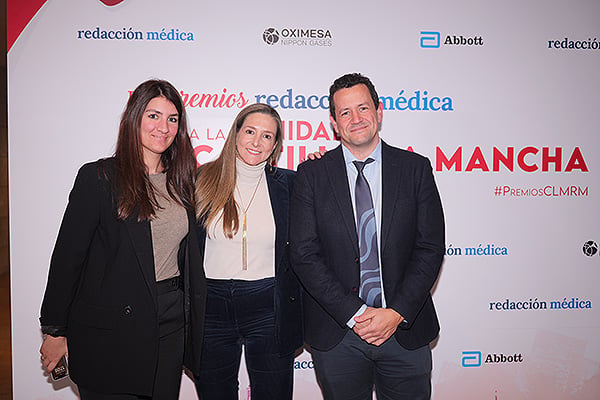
left=235, top=173, right=263, bottom=270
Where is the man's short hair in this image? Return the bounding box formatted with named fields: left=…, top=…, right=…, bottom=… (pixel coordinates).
left=329, top=73, right=380, bottom=120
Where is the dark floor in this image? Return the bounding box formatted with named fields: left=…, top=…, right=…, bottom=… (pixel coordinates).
left=0, top=272, right=12, bottom=399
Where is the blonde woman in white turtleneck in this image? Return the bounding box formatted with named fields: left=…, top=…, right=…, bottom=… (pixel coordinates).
left=192, top=104, right=303, bottom=400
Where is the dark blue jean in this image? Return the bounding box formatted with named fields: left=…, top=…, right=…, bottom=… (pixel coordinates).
left=194, top=278, right=294, bottom=400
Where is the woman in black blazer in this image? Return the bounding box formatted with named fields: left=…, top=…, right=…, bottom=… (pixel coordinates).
left=193, top=104, right=303, bottom=400
left=39, top=79, right=206, bottom=399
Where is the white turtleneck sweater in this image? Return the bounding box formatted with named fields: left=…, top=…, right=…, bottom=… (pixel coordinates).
left=204, top=159, right=276, bottom=280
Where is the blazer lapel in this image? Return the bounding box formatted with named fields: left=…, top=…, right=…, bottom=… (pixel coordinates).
left=325, top=146, right=359, bottom=255
left=124, top=218, right=158, bottom=310
left=380, top=141, right=402, bottom=253
left=265, top=166, right=288, bottom=269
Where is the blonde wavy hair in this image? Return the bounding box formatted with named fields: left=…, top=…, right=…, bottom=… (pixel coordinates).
left=195, top=103, right=283, bottom=238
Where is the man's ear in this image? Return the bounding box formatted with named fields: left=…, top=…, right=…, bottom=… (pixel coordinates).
left=330, top=115, right=338, bottom=134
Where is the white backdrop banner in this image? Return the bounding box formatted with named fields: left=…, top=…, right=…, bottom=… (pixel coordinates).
left=8, top=0, right=600, bottom=399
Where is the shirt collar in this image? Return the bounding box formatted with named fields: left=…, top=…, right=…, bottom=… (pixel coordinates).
left=341, top=139, right=382, bottom=167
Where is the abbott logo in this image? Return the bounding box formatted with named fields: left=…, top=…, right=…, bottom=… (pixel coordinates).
left=462, top=351, right=482, bottom=367
left=420, top=31, right=440, bottom=48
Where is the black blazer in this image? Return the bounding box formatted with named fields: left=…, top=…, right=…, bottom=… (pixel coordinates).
left=195, top=165, right=303, bottom=356
left=290, top=141, right=445, bottom=351
left=39, top=158, right=206, bottom=395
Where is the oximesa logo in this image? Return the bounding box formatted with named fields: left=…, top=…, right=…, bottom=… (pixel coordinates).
left=263, top=27, right=280, bottom=45
left=262, top=26, right=333, bottom=47
left=583, top=240, right=598, bottom=257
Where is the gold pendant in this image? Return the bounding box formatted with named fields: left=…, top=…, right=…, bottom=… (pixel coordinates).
left=242, top=212, right=247, bottom=270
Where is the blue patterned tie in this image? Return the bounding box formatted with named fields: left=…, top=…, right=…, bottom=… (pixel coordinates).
left=353, top=158, right=382, bottom=308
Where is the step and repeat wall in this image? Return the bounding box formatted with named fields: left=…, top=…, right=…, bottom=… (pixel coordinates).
left=8, top=0, right=599, bottom=399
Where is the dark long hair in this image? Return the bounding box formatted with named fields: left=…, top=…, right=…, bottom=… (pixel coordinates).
left=115, top=79, right=195, bottom=221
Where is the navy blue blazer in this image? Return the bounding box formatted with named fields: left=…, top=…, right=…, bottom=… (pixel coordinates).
left=290, top=141, right=445, bottom=351
left=195, top=165, right=303, bottom=356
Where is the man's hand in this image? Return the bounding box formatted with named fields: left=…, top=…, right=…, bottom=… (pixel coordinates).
left=40, top=335, right=68, bottom=373
left=353, top=307, right=403, bottom=346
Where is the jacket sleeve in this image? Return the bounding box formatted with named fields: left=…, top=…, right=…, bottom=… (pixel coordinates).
left=387, top=157, right=445, bottom=327
left=40, top=162, right=104, bottom=335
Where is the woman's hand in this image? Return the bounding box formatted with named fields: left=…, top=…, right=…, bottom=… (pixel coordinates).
left=40, top=335, right=68, bottom=372
left=301, top=148, right=327, bottom=162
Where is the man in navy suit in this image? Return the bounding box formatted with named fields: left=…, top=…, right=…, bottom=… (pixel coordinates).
left=290, top=73, right=445, bottom=400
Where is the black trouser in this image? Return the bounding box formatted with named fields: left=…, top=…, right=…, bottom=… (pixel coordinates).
left=79, top=279, right=184, bottom=400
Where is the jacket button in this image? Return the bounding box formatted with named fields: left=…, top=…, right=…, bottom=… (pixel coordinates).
left=289, top=296, right=296, bottom=302
left=123, top=306, right=132, bottom=315
left=354, top=257, right=359, bottom=263
left=351, top=287, right=358, bottom=292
